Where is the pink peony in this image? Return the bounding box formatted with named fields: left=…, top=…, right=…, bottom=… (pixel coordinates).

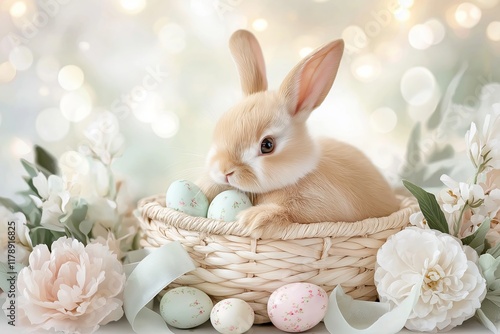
left=15, top=237, right=125, bottom=334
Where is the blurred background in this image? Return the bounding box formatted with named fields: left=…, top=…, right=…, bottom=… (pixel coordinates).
left=1, top=0, right=500, bottom=201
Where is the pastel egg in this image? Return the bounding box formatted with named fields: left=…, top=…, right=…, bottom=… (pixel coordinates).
left=159, top=287, right=213, bottom=329
left=210, top=298, right=254, bottom=334
left=207, top=190, right=252, bottom=222
left=267, top=283, right=328, bottom=332
left=166, top=180, right=209, bottom=217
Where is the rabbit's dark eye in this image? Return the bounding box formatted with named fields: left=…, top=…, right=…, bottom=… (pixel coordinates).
left=260, top=137, right=275, bottom=154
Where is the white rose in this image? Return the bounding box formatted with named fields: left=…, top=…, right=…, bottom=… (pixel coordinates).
left=375, top=227, right=486, bottom=332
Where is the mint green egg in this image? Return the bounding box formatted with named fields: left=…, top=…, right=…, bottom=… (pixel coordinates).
left=160, top=287, right=213, bottom=329
left=207, top=190, right=252, bottom=222
left=166, top=180, right=209, bottom=217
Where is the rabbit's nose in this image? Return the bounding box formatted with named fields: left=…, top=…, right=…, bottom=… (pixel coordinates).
left=225, top=171, right=234, bottom=183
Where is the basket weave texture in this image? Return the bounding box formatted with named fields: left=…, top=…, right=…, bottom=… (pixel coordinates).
left=138, top=194, right=418, bottom=324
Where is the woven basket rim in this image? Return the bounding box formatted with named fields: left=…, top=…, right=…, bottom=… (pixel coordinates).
left=139, top=194, right=418, bottom=240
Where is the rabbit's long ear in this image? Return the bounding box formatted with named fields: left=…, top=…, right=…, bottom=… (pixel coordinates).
left=229, top=30, right=268, bottom=95
left=279, top=39, right=344, bottom=118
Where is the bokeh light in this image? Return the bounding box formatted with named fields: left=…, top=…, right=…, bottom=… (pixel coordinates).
left=119, top=0, right=146, bottom=14
left=252, top=18, right=268, bottom=31
left=158, top=23, right=186, bottom=54
left=400, top=67, right=436, bottom=105
left=370, top=107, right=398, bottom=133
left=9, top=1, right=27, bottom=17
left=487, top=21, right=500, bottom=41
left=10, top=137, right=32, bottom=157
left=455, top=3, right=482, bottom=28
left=60, top=91, right=92, bottom=122
left=299, top=47, right=313, bottom=58
left=0, top=62, right=16, bottom=84
left=151, top=111, right=180, bottom=138
left=351, top=54, right=381, bottom=82
left=394, top=7, right=410, bottom=21
left=36, top=108, right=70, bottom=142
left=408, top=24, right=434, bottom=50
left=36, top=57, right=60, bottom=82
left=424, top=19, right=446, bottom=45
left=58, top=65, right=85, bottom=91
left=8, top=46, right=33, bottom=71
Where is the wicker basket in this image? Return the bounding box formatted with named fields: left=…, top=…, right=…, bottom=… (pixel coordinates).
left=138, top=194, right=418, bottom=324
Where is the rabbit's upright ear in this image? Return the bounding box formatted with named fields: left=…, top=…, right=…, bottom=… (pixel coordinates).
left=229, top=30, right=268, bottom=95
left=279, top=39, right=344, bottom=118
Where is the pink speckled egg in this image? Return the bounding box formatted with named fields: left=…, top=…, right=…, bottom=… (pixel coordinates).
left=267, top=283, right=328, bottom=332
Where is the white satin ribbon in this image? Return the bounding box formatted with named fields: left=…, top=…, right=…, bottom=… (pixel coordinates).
left=123, top=241, right=196, bottom=334
left=324, top=283, right=421, bottom=334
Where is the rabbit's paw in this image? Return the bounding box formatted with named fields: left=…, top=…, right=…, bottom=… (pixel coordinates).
left=237, top=203, right=291, bottom=238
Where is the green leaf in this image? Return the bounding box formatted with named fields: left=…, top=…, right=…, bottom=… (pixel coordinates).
left=0, top=262, right=25, bottom=292
left=21, top=158, right=38, bottom=178
left=0, top=197, right=22, bottom=212
left=403, top=180, right=449, bottom=233
left=29, top=227, right=64, bottom=249
left=461, top=219, right=490, bottom=254
left=60, top=200, right=89, bottom=244
left=35, top=145, right=59, bottom=176
left=405, top=123, right=422, bottom=168
left=423, top=166, right=453, bottom=188
left=426, top=62, right=468, bottom=130
left=22, top=175, right=38, bottom=195
left=79, top=219, right=94, bottom=236
left=487, top=242, right=500, bottom=258
left=21, top=157, right=53, bottom=178
left=426, top=144, right=455, bottom=164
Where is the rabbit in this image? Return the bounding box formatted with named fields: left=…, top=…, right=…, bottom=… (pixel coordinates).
left=197, top=29, right=400, bottom=238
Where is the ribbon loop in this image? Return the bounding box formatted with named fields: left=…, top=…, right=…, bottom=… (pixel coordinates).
left=123, top=241, right=196, bottom=334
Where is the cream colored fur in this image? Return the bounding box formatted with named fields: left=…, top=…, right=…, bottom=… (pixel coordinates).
left=198, top=30, right=400, bottom=238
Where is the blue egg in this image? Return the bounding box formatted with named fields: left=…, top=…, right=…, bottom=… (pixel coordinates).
left=166, top=180, right=209, bottom=217
left=207, top=190, right=252, bottom=222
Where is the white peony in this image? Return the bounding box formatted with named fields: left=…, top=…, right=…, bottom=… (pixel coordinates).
left=375, top=227, right=486, bottom=332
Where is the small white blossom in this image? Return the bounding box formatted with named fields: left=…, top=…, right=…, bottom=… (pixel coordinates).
left=0, top=207, right=32, bottom=265
left=30, top=172, right=70, bottom=232
left=59, top=151, right=110, bottom=199
left=375, top=227, right=486, bottom=332
left=439, top=175, right=484, bottom=214
left=83, top=112, right=124, bottom=165
left=409, top=211, right=429, bottom=229
left=466, top=105, right=500, bottom=171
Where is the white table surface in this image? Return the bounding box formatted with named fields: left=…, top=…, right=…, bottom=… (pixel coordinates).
left=0, top=309, right=490, bottom=333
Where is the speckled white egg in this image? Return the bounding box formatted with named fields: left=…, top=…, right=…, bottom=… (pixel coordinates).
left=210, top=298, right=254, bottom=334
left=267, top=283, right=328, bottom=332
left=166, top=180, right=209, bottom=217
left=207, top=190, right=252, bottom=222
left=159, top=287, right=213, bottom=329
